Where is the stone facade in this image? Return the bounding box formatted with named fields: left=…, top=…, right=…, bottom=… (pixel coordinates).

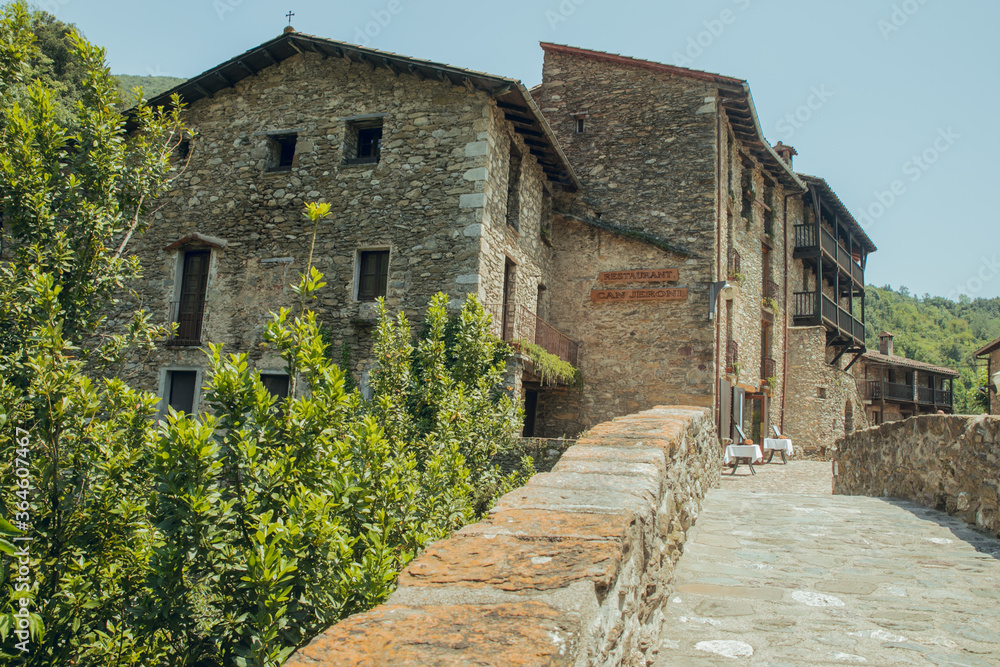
left=531, top=44, right=802, bottom=441
left=121, top=34, right=887, bottom=452
left=286, top=406, right=721, bottom=666
left=784, top=326, right=868, bottom=455
left=116, top=35, right=572, bottom=412
left=834, top=415, right=1000, bottom=539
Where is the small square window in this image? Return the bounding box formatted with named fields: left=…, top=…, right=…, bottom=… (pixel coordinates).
left=260, top=373, right=290, bottom=400
left=575, top=118, right=585, bottom=134
left=267, top=134, right=297, bottom=172
left=346, top=119, right=383, bottom=165
left=357, top=250, right=389, bottom=301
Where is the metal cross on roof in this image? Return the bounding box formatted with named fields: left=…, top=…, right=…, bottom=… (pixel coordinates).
left=286, top=11, right=295, bottom=25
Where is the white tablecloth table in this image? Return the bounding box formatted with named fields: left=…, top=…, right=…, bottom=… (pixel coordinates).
left=724, top=444, right=763, bottom=475
left=762, top=438, right=794, bottom=464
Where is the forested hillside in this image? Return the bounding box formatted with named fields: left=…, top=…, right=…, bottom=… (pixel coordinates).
left=115, top=73, right=186, bottom=101
left=865, top=286, right=1000, bottom=413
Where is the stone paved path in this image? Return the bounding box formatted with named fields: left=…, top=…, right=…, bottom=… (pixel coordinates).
left=655, top=461, right=1000, bottom=666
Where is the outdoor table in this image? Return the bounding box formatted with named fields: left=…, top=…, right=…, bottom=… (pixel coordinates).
left=724, top=444, right=763, bottom=476
left=763, top=438, right=794, bottom=464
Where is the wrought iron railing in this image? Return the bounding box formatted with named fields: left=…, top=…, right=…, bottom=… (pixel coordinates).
left=483, top=303, right=579, bottom=366
left=168, top=300, right=204, bottom=346
left=762, top=357, right=776, bottom=381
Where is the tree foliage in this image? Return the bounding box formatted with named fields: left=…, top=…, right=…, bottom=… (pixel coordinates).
left=865, top=285, right=1000, bottom=413
left=0, top=6, right=527, bottom=663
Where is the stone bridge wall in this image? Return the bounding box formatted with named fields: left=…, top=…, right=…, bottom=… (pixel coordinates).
left=287, top=406, right=721, bottom=666
left=834, top=415, right=1000, bottom=538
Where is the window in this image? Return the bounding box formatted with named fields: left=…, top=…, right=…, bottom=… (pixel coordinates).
left=260, top=373, right=290, bottom=400
left=166, top=370, right=198, bottom=415
left=506, top=143, right=522, bottom=230
left=357, top=250, right=390, bottom=301
left=172, top=250, right=210, bottom=345
left=267, top=134, right=297, bottom=172
left=575, top=117, right=585, bottom=134
left=346, top=119, right=383, bottom=165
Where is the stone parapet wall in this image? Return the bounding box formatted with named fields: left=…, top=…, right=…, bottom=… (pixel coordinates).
left=287, top=406, right=721, bottom=666
left=834, top=415, right=1000, bottom=538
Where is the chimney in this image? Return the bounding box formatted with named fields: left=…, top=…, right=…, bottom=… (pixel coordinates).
left=879, top=331, right=894, bottom=356
left=773, top=142, right=797, bottom=169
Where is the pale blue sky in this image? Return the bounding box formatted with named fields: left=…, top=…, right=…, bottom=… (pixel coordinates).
left=45, top=0, right=999, bottom=299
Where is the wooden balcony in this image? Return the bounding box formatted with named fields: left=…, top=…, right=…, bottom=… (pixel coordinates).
left=857, top=380, right=954, bottom=409
left=793, top=223, right=865, bottom=285
left=792, top=292, right=865, bottom=346
left=485, top=303, right=579, bottom=366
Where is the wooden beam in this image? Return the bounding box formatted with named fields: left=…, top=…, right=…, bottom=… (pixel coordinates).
left=215, top=71, right=234, bottom=87
left=497, top=100, right=529, bottom=114
left=383, top=58, right=400, bottom=76
left=288, top=40, right=304, bottom=55
left=513, top=126, right=544, bottom=138
left=192, top=82, right=213, bottom=98
left=463, top=77, right=477, bottom=92
left=261, top=48, right=279, bottom=66
left=505, top=113, right=536, bottom=126
left=522, top=138, right=547, bottom=148
left=407, top=64, right=424, bottom=81
left=237, top=60, right=257, bottom=76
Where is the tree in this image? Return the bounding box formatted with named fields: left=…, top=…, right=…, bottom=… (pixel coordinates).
left=0, top=9, right=528, bottom=662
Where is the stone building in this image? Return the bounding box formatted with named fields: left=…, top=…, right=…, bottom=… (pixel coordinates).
left=123, top=33, right=887, bottom=450
left=853, top=332, right=959, bottom=424
left=782, top=170, right=878, bottom=451
left=119, top=29, right=580, bottom=416
left=531, top=44, right=804, bottom=442
left=975, top=335, right=1000, bottom=415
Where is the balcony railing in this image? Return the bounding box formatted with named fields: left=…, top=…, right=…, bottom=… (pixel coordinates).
left=860, top=381, right=953, bottom=408
left=935, top=389, right=953, bottom=407
left=729, top=249, right=741, bottom=278
left=793, top=223, right=864, bottom=284
left=884, top=382, right=914, bottom=401
left=762, top=357, right=776, bottom=381
left=168, top=300, right=205, bottom=346
left=793, top=292, right=865, bottom=343
left=726, top=340, right=738, bottom=373
left=484, top=303, right=579, bottom=366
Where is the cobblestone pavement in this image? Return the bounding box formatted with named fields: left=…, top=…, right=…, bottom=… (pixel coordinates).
left=656, top=460, right=1000, bottom=666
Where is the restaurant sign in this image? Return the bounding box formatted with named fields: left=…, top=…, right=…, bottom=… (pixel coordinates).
left=599, top=269, right=679, bottom=283
left=591, top=288, right=689, bottom=303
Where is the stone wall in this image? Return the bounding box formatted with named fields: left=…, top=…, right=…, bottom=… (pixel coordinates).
left=834, top=415, right=1000, bottom=538
left=784, top=326, right=868, bottom=453
left=531, top=46, right=721, bottom=437
left=286, top=406, right=722, bottom=666
left=116, top=49, right=556, bottom=407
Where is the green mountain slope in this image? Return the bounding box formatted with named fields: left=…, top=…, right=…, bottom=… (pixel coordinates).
left=115, top=74, right=186, bottom=101
left=864, top=286, right=1000, bottom=413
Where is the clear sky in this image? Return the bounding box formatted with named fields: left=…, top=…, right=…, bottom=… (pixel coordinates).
left=44, top=0, right=1000, bottom=299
